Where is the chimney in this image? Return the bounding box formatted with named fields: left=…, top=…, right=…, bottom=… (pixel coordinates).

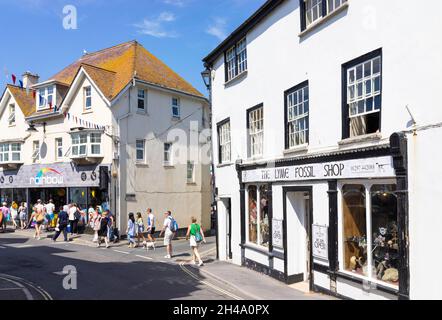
left=22, top=71, right=39, bottom=88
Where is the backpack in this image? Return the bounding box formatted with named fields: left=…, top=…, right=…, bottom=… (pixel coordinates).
left=169, top=216, right=178, bottom=232
left=74, top=210, right=81, bottom=220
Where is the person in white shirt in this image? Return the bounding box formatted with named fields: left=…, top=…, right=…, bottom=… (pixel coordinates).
left=35, top=199, right=44, bottom=212
left=68, top=203, right=79, bottom=235
left=45, top=199, right=55, bottom=230
left=159, top=211, right=175, bottom=259
left=146, top=208, right=156, bottom=250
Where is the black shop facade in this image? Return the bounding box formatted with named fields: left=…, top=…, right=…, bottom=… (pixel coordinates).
left=0, top=162, right=111, bottom=214
left=234, top=136, right=409, bottom=300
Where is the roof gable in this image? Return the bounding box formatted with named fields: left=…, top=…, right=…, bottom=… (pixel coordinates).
left=48, top=40, right=203, bottom=100
left=0, top=85, right=36, bottom=118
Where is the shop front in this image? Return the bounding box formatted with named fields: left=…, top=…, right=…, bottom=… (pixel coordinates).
left=236, top=139, right=408, bottom=300
left=0, top=163, right=111, bottom=216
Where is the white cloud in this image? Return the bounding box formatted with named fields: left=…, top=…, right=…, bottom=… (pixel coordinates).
left=206, top=17, right=228, bottom=41
left=133, top=12, right=178, bottom=38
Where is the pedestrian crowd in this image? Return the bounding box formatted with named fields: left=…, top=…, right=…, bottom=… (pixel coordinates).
left=1, top=200, right=207, bottom=265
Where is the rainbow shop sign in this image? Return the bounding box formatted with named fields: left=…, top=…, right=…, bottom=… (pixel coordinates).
left=29, top=168, right=64, bottom=186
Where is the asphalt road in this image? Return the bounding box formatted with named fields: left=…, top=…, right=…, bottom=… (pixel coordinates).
left=0, top=230, right=238, bottom=300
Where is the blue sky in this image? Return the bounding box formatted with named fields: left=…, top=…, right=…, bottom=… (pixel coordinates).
left=0, top=0, right=265, bottom=95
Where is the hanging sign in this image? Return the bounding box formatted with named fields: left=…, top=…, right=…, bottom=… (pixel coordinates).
left=272, top=219, right=284, bottom=249
left=312, top=224, right=328, bottom=261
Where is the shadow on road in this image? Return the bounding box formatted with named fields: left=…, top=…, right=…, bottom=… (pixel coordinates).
left=0, top=236, right=218, bottom=300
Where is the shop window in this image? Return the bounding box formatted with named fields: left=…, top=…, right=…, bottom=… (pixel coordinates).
left=371, top=185, right=399, bottom=285
left=341, top=183, right=399, bottom=287
left=247, top=185, right=270, bottom=248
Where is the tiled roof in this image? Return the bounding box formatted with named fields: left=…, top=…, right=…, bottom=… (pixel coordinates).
left=7, top=85, right=35, bottom=117
left=49, top=40, right=204, bottom=99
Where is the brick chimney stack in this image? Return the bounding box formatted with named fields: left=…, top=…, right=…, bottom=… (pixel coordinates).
left=22, top=71, right=39, bottom=88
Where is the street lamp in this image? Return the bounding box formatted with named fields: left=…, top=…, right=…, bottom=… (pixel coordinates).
left=26, top=122, right=38, bottom=132
left=201, top=67, right=219, bottom=259
left=201, top=69, right=211, bottom=90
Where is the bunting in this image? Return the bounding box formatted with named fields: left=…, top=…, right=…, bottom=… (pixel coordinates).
left=11, top=74, right=16, bottom=85
left=63, top=111, right=110, bottom=133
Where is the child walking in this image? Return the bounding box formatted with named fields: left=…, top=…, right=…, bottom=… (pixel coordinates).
left=136, top=212, right=147, bottom=248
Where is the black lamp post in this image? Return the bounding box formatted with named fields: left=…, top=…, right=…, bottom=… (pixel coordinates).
left=26, top=122, right=38, bottom=132
left=201, top=67, right=219, bottom=259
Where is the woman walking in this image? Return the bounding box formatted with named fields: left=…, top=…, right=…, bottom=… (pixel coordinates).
left=30, top=208, right=45, bottom=240
left=126, top=213, right=136, bottom=248
left=146, top=208, right=156, bottom=250
left=186, top=217, right=206, bottom=266
left=91, top=207, right=101, bottom=243
left=18, top=202, right=27, bottom=229
left=135, top=212, right=147, bottom=248
left=97, top=211, right=110, bottom=248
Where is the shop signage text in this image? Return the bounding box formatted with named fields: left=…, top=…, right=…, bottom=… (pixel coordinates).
left=312, top=224, right=328, bottom=261
left=29, top=168, right=64, bottom=186
left=242, top=156, right=394, bottom=183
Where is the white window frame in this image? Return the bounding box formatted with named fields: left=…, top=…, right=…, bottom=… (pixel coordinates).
left=8, top=104, right=15, bottom=126
left=0, top=144, right=10, bottom=163
left=55, top=138, right=63, bottom=160
left=32, top=141, right=40, bottom=162
left=84, top=86, right=92, bottom=110
left=136, top=139, right=145, bottom=163
left=172, top=98, right=180, bottom=118
left=164, top=142, right=173, bottom=166
left=287, top=84, right=309, bottom=148
left=305, top=0, right=323, bottom=26
left=225, top=37, right=248, bottom=82
left=90, top=133, right=101, bottom=155
left=347, top=55, right=382, bottom=119
left=37, top=86, right=56, bottom=111
left=187, top=161, right=195, bottom=183
left=248, top=106, right=264, bottom=158
left=218, top=121, right=231, bottom=164
left=137, top=89, right=147, bottom=111
left=337, top=179, right=399, bottom=290
left=327, top=0, right=347, bottom=14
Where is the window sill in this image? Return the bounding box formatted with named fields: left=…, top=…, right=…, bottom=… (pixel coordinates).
left=136, top=162, right=149, bottom=168
left=336, top=270, right=399, bottom=295
left=338, top=132, right=382, bottom=147
left=172, top=116, right=181, bottom=121
left=187, top=182, right=197, bottom=186
left=136, top=110, right=149, bottom=116
left=217, top=162, right=234, bottom=168
left=283, top=144, right=309, bottom=156
left=240, top=243, right=270, bottom=256
left=299, top=2, right=349, bottom=38
left=82, top=110, right=93, bottom=115
left=163, top=164, right=175, bottom=168
left=224, top=70, right=248, bottom=87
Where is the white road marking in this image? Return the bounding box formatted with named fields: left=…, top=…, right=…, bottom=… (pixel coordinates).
left=179, top=263, right=243, bottom=300
left=113, top=250, right=130, bottom=255
left=0, top=274, right=53, bottom=301
left=16, top=245, right=33, bottom=248
left=135, top=255, right=153, bottom=260
left=0, top=246, right=6, bottom=249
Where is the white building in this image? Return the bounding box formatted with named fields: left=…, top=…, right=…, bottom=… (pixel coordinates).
left=0, top=40, right=211, bottom=233
left=203, top=0, right=442, bottom=300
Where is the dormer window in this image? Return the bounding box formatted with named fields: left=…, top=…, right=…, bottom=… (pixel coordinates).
left=37, top=86, right=56, bottom=110
left=84, top=86, right=92, bottom=110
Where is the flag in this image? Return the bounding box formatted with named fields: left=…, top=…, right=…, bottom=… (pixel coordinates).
left=32, top=91, right=36, bottom=99
left=64, top=112, right=67, bottom=118
left=49, top=101, right=53, bottom=109
left=11, top=74, right=16, bottom=84
left=19, top=80, right=23, bottom=88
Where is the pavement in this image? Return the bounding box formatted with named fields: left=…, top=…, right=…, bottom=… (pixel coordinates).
left=0, top=228, right=332, bottom=300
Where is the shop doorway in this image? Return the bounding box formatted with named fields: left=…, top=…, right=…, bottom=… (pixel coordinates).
left=29, top=188, right=67, bottom=211
left=283, top=187, right=313, bottom=286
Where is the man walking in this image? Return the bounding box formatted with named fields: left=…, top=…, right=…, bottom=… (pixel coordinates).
left=53, top=206, right=69, bottom=242
left=160, top=211, right=176, bottom=259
